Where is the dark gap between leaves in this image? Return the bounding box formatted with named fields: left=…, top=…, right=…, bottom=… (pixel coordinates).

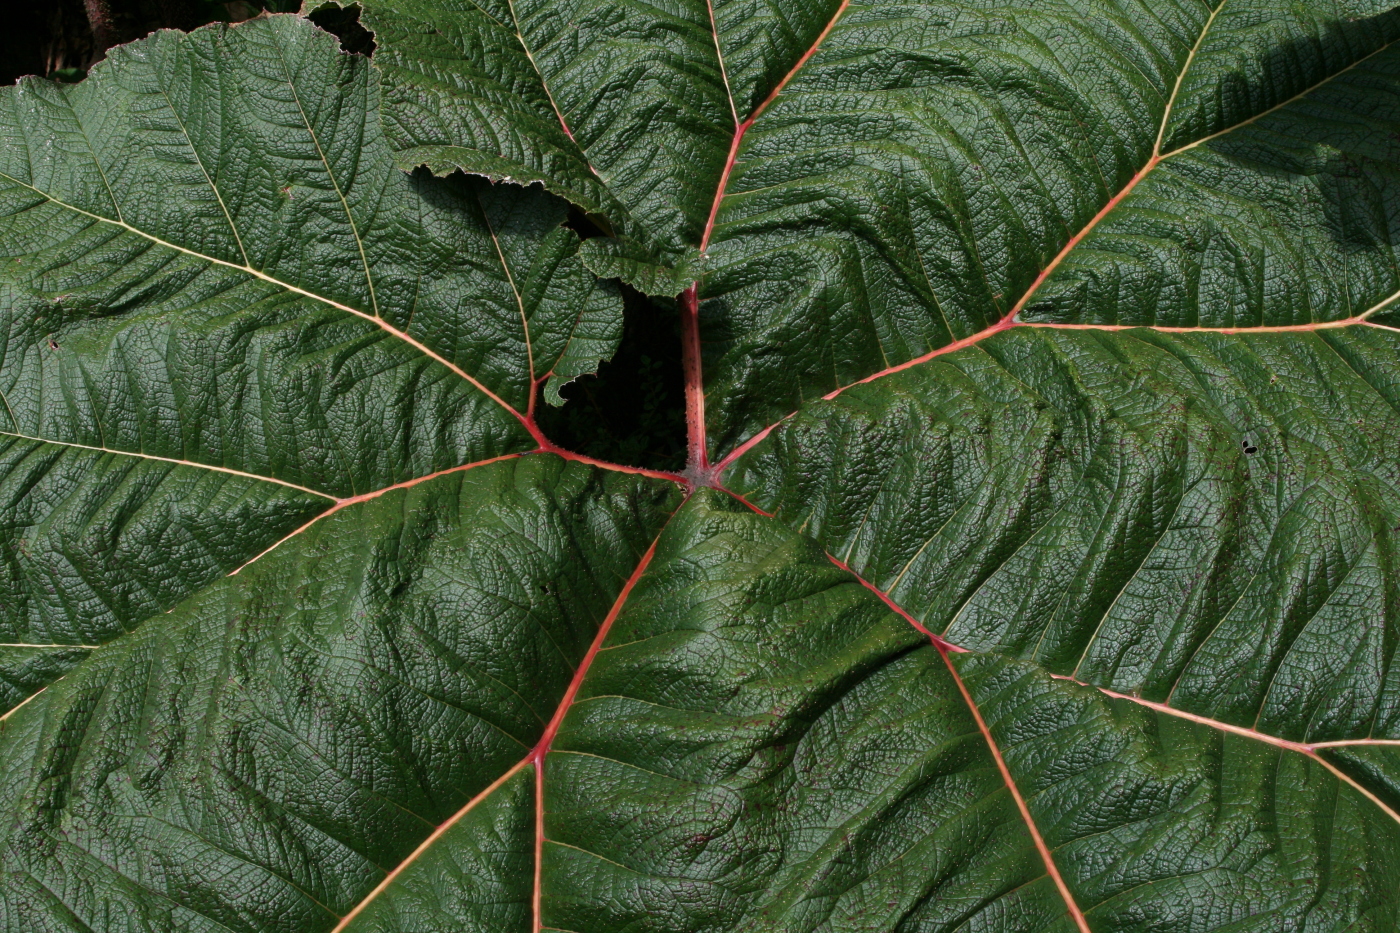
left=1, top=0, right=306, bottom=86
left=534, top=209, right=688, bottom=473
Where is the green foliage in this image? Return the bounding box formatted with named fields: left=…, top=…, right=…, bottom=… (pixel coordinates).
left=4, top=4, right=1400, bottom=932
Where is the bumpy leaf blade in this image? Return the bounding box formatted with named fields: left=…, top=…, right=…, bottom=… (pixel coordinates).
left=0, top=456, right=679, bottom=932
left=0, top=14, right=625, bottom=709
left=954, top=653, right=1400, bottom=930
left=345, top=0, right=849, bottom=252
left=0, top=441, right=327, bottom=712
left=698, top=0, right=1400, bottom=447
left=326, top=492, right=1400, bottom=932
left=0, top=15, right=622, bottom=474
left=728, top=326, right=1400, bottom=737
left=344, top=0, right=1400, bottom=447
left=8, top=3, right=1400, bottom=932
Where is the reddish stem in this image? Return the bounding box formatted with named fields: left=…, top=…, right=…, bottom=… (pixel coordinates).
left=680, top=284, right=710, bottom=477
left=532, top=441, right=688, bottom=485
left=686, top=0, right=853, bottom=486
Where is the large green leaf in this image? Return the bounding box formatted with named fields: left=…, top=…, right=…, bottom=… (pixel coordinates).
left=0, top=14, right=628, bottom=707
left=0, top=455, right=681, bottom=932
left=6, top=4, right=1400, bottom=932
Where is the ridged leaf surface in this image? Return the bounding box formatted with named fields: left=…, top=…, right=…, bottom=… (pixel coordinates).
left=5, top=5, right=1400, bottom=933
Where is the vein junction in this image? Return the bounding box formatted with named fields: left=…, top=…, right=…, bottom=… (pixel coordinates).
left=830, top=555, right=1400, bottom=832
left=9, top=16, right=1400, bottom=928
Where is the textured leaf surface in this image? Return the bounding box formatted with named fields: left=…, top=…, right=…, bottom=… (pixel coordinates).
left=0, top=13, right=628, bottom=710
left=7, top=3, right=1400, bottom=932
left=0, top=455, right=679, bottom=932
left=358, top=0, right=1400, bottom=444
left=728, top=326, right=1400, bottom=740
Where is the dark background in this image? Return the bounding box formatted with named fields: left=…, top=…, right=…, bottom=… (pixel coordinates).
left=0, top=0, right=687, bottom=471
left=0, top=0, right=297, bottom=85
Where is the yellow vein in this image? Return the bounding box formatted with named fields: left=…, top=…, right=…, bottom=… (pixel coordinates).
left=1006, top=31, right=1397, bottom=325
left=65, top=89, right=126, bottom=226
left=479, top=196, right=534, bottom=386
left=0, top=171, right=527, bottom=425
left=705, top=0, right=739, bottom=127
left=330, top=757, right=530, bottom=932
left=1017, top=317, right=1367, bottom=334
left=1362, top=284, right=1400, bottom=319
left=1153, top=0, right=1228, bottom=157
left=0, top=386, right=17, bottom=432
left=1162, top=35, right=1400, bottom=158
left=0, top=429, right=336, bottom=499
left=503, top=0, right=591, bottom=165
left=0, top=643, right=99, bottom=649
left=157, top=87, right=250, bottom=266
left=1312, top=756, right=1400, bottom=826
left=272, top=41, right=380, bottom=317
left=0, top=685, right=47, bottom=726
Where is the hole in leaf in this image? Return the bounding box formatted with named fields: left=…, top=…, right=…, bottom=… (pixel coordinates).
left=307, top=3, right=376, bottom=56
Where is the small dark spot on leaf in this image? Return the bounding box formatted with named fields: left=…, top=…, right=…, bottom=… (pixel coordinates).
left=1241, top=438, right=1257, bottom=455
left=47, top=337, right=59, bottom=350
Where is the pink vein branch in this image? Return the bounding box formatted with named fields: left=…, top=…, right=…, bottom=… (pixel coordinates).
left=227, top=453, right=524, bottom=576
left=227, top=449, right=686, bottom=580
left=822, top=553, right=1088, bottom=929
left=819, top=550, right=1400, bottom=914
left=532, top=441, right=688, bottom=485
left=707, top=45, right=1400, bottom=481
left=1006, top=156, right=1159, bottom=320
left=531, top=529, right=666, bottom=932
left=1052, top=674, right=1400, bottom=826
left=945, top=655, right=1093, bottom=932
left=710, top=313, right=1390, bottom=481
left=698, top=0, right=851, bottom=253
left=1017, top=316, right=1372, bottom=336
left=826, top=553, right=960, bottom=651
left=329, top=518, right=671, bottom=932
